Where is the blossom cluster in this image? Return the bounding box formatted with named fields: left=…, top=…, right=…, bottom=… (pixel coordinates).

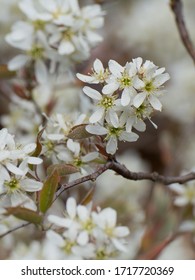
left=5, top=0, right=105, bottom=84
left=40, top=112, right=100, bottom=175
left=47, top=197, right=130, bottom=259
left=0, top=128, right=43, bottom=210
left=77, top=58, right=170, bottom=154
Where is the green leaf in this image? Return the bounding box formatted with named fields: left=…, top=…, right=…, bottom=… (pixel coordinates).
left=39, top=170, right=60, bottom=213
left=67, top=124, right=92, bottom=139
left=47, top=164, right=79, bottom=177
left=0, top=64, right=16, bottom=79
left=5, top=207, right=43, bottom=224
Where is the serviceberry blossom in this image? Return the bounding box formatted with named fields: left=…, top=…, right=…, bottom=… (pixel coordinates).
left=5, top=0, right=105, bottom=81
left=76, top=58, right=109, bottom=84
left=47, top=197, right=130, bottom=259
left=169, top=181, right=195, bottom=208
left=0, top=128, right=42, bottom=176
left=5, top=22, right=53, bottom=84
left=77, top=57, right=170, bottom=154
left=132, top=57, right=170, bottom=111
left=0, top=160, right=43, bottom=209
left=57, top=139, right=99, bottom=175
left=86, top=118, right=139, bottom=155
left=83, top=86, right=119, bottom=127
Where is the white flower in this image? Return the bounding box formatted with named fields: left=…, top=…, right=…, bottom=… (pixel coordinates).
left=132, top=58, right=170, bottom=111
left=0, top=128, right=42, bottom=175
left=6, top=23, right=53, bottom=84
left=78, top=4, right=105, bottom=46
left=0, top=160, right=43, bottom=209
left=83, top=86, right=119, bottom=127
left=86, top=119, right=139, bottom=155
left=92, top=208, right=130, bottom=252
left=169, top=182, right=195, bottom=207
left=76, top=59, right=109, bottom=84
left=47, top=197, right=130, bottom=259
left=103, top=60, right=143, bottom=106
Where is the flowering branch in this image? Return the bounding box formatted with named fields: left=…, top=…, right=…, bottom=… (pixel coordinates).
left=170, top=0, right=195, bottom=63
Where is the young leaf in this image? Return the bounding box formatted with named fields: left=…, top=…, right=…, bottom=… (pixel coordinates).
left=47, top=164, right=79, bottom=177
left=5, top=207, right=43, bottom=224
left=68, top=124, right=92, bottom=139
left=39, top=170, right=60, bottom=213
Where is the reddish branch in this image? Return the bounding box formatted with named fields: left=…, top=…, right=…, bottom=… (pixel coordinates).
left=170, top=0, right=195, bottom=63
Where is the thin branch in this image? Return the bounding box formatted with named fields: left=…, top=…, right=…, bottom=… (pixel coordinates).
left=0, top=222, right=31, bottom=239
left=170, top=0, right=195, bottom=63
left=55, top=159, right=195, bottom=199
left=55, top=162, right=112, bottom=198
left=109, top=160, right=195, bottom=185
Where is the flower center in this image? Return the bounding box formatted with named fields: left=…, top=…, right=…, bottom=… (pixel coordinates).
left=63, top=240, right=75, bottom=255
left=33, top=20, right=45, bottom=31
left=73, top=157, right=83, bottom=167
left=28, top=45, right=44, bottom=60
left=185, top=187, right=195, bottom=203
left=5, top=178, right=20, bottom=192
left=119, top=72, right=132, bottom=88
left=108, top=126, right=123, bottom=137
left=93, top=68, right=109, bottom=83
left=99, top=96, right=114, bottom=109
left=144, top=81, right=155, bottom=93
left=82, top=219, right=95, bottom=233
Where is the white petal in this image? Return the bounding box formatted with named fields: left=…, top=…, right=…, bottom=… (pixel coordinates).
left=174, top=197, right=188, bottom=207
left=113, top=226, right=130, bottom=237
left=27, top=157, right=43, bottom=165
left=83, top=86, right=102, bottom=100
left=120, top=131, right=139, bottom=142
left=101, top=208, right=117, bottom=227
left=46, top=230, right=64, bottom=247
left=48, top=215, right=67, bottom=227
left=77, top=205, right=90, bottom=221
left=6, top=162, right=24, bottom=176
left=8, top=55, right=29, bottom=70
left=106, top=136, right=118, bottom=155
left=23, top=143, right=36, bottom=154
left=58, top=40, right=75, bottom=55
left=121, top=88, right=131, bottom=106
left=108, top=60, right=123, bottom=76
left=149, top=95, right=162, bottom=111
left=21, top=179, right=43, bottom=192
left=77, top=231, right=89, bottom=246
left=179, top=221, right=195, bottom=232
left=102, top=83, right=118, bottom=95
left=0, top=151, right=10, bottom=161
left=89, top=107, right=105, bottom=123
left=93, top=58, right=104, bottom=73
left=66, top=197, right=77, bottom=219
left=111, top=238, right=128, bottom=252
left=168, top=183, right=184, bottom=194
left=108, top=109, right=119, bottom=128
left=35, top=60, right=48, bottom=84
left=134, top=120, right=146, bottom=132
left=82, top=152, right=98, bottom=162
left=133, top=92, right=147, bottom=108
left=76, top=73, right=98, bottom=83
left=153, top=73, right=170, bottom=87
left=86, top=125, right=107, bottom=135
